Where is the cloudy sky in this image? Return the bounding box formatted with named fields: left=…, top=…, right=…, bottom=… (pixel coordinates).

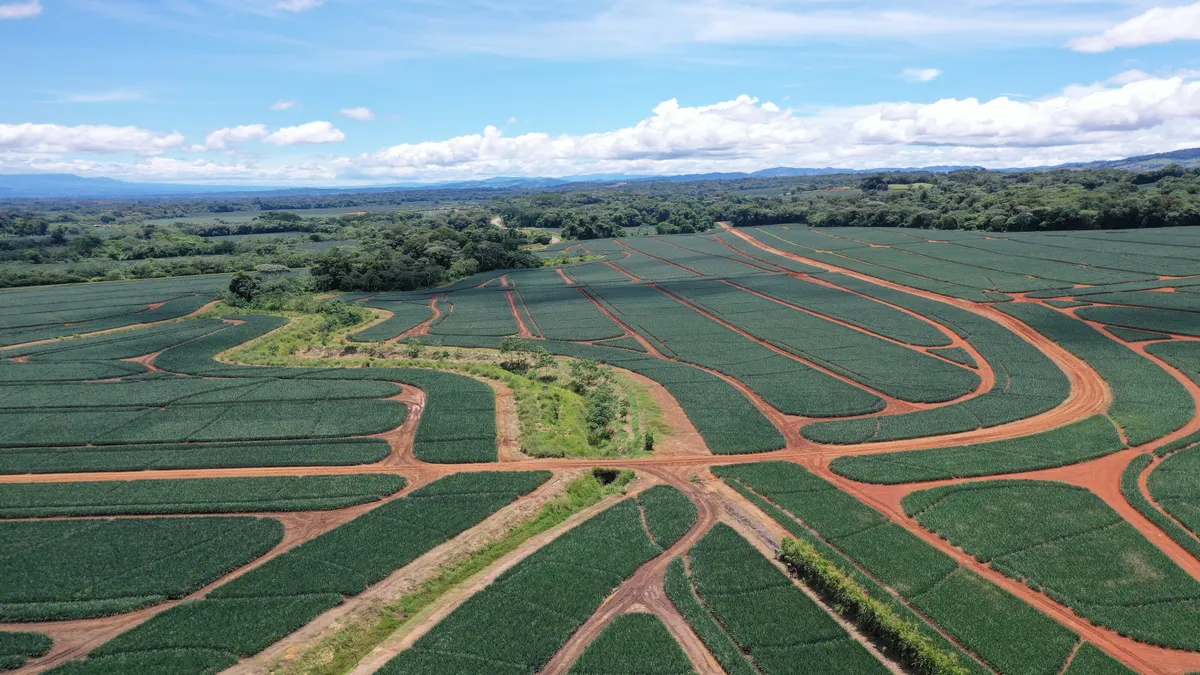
left=2, top=0, right=1200, bottom=184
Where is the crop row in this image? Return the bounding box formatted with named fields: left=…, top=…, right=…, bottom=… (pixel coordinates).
left=7, top=318, right=227, bottom=364
left=1120, top=454, right=1200, bottom=564
left=0, top=632, right=52, bottom=672
left=733, top=273, right=952, bottom=346
left=904, top=480, right=1200, bottom=651
left=890, top=239, right=1153, bottom=287
left=831, top=415, right=1125, bottom=483
left=664, top=278, right=979, bottom=403
left=803, top=274, right=1069, bottom=444
left=716, top=462, right=1081, bottom=675
left=0, top=438, right=391, bottom=475
left=588, top=282, right=886, bottom=417
left=1, top=516, right=283, bottom=622
left=377, top=486, right=694, bottom=674
left=999, top=302, right=1192, bottom=446
left=1079, top=305, right=1200, bottom=337
left=1145, top=445, right=1200, bottom=540
left=684, top=522, right=890, bottom=674
left=1084, top=290, right=1200, bottom=312
left=516, top=287, right=625, bottom=341
left=0, top=377, right=400, bottom=409
left=428, top=289, right=520, bottom=337
left=0, top=474, right=406, bottom=517
left=617, top=236, right=769, bottom=279
left=931, top=233, right=1195, bottom=278
left=567, top=612, right=695, bottom=675
left=1105, top=325, right=1169, bottom=343
left=347, top=299, right=433, bottom=342
left=51, top=472, right=550, bottom=675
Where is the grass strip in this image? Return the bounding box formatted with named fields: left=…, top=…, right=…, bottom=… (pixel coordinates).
left=778, top=537, right=969, bottom=675
left=279, top=469, right=635, bottom=675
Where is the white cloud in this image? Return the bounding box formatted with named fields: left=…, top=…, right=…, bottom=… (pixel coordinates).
left=0, top=123, right=183, bottom=155
left=339, top=106, right=376, bottom=121
left=204, top=124, right=270, bottom=151
left=269, top=99, right=297, bottom=111
left=276, top=0, right=323, bottom=11
left=0, top=1, right=41, bottom=19
left=1070, top=2, right=1200, bottom=52
left=263, top=120, right=345, bottom=145
left=8, top=71, right=1200, bottom=184
left=902, top=68, right=942, bottom=83
left=508, top=117, right=519, bottom=124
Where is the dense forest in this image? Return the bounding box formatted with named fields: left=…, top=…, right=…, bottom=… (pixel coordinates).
left=2, top=165, right=1198, bottom=289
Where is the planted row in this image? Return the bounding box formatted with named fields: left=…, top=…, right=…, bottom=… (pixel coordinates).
left=716, top=462, right=1080, bottom=675
left=52, top=472, right=550, bottom=674
left=0, top=474, right=406, bottom=517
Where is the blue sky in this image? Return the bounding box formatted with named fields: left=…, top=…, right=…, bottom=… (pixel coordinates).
left=2, top=0, right=1200, bottom=184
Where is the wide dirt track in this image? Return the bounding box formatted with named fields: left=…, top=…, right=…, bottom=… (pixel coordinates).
left=6, top=225, right=1200, bottom=675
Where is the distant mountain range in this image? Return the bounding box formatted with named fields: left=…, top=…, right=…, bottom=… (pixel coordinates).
left=2, top=147, right=1198, bottom=200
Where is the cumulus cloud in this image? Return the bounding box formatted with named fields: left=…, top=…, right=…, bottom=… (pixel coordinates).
left=8, top=72, right=1200, bottom=184
left=902, top=68, right=942, bottom=83
left=263, top=121, right=345, bottom=145
left=269, top=99, right=297, bottom=111
left=0, top=1, right=41, bottom=19
left=276, top=0, right=323, bottom=11
left=339, top=106, right=376, bottom=121
left=0, top=123, right=184, bottom=155
left=203, top=124, right=270, bottom=151
left=1070, top=2, right=1200, bottom=52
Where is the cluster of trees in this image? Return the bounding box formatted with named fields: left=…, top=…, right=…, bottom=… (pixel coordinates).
left=309, top=209, right=540, bottom=292
left=494, top=192, right=714, bottom=239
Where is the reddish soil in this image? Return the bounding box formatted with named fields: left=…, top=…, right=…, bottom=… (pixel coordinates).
left=392, top=296, right=440, bottom=342
left=0, top=300, right=220, bottom=353
left=613, top=239, right=705, bottom=277
left=506, top=290, right=537, bottom=339
left=604, top=259, right=641, bottom=281
left=555, top=267, right=576, bottom=285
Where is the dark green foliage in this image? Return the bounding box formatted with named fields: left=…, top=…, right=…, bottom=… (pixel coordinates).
left=717, top=462, right=1080, bottom=675
left=0, top=517, right=283, bottom=621
left=687, top=523, right=889, bottom=675
left=999, top=302, right=1192, bottom=445
left=518, top=287, right=625, bottom=341
left=1121, top=453, right=1200, bottom=565
left=0, top=474, right=406, bottom=517
left=0, top=438, right=390, bottom=474
left=568, top=613, right=696, bottom=675
left=1146, top=445, right=1200, bottom=542
left=429, top=288, right=520, bottom=337
left=637, top=485, right=698, bottom=549
left=907, top=480, right=1200, bottom=651
left=830, top=415, right=1125, bottom=483
left=1062, top=644, right=1136, bottom=675
left=378, top=498, right=664, bottom=675
left=68, top=472, right=548, bottom=674
left=0, top=632, right=51, bottom=672
left=663, top=558, right=756, bottom=675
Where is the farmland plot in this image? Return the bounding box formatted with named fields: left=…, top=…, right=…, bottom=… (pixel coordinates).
left=663, top=278, right=979, bottom=403
left=56, top=473, right=549, bottom=674
left=1077, top=306, right=1200, bottom=337
left=905, top=480, right=1200, bottom=650
left=0, top=474, right=406, bottom=517
left=0, top=517, right=283, bottom=621
left=568, top=613, right=696, bottom=675
left=999, top=302, right=1193, bottom=446
left=683, top=523, right=890, bottom=675
left=1147, top=445, right=1200, bottom=538
left=617, top=236, right=770, bottom=278
left=587, top=282, right=885, bottom=417
left=804, top=275, right=1069, bottom=443
left=376, top=486, right=695, bottom=675
left=0, top=632, right=51, bottom=672
left=347, top=298, right=433, bottom=341
left=889, top=240, right=1154, bottom=286
left=428, top=288, right=520, bottom=337
left=716, top=462, right=1081, bottom=675
left=516, top=286, right=625, bottom=341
